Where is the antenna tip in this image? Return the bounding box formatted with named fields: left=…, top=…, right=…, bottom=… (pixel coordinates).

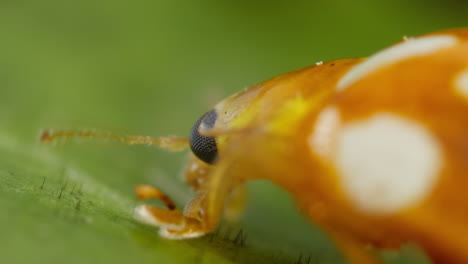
left=40, top=130, right=53, bottom=142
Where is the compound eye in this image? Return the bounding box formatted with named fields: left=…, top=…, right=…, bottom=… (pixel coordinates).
left=189, top=110, right=218, bottom=164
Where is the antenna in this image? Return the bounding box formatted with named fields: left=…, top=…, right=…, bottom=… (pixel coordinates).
left=40, top=129, right=189, bottom=152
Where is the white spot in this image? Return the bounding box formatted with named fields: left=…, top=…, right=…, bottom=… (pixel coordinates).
left=454, top=69, right=468, bottom=99
left=309, top=106, right=341, bottom=158
left=315, top=61, right=323, bottom=66
left=337, top=35, right=458, bottom=91
left=335, top=114, right=443, bottom=215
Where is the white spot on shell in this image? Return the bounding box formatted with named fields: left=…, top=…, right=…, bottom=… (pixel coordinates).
left=309, top=106, right=341, bottom=158
left=315, top=61, right=323, bottom=66
left=335, top=114, right=443, bottom=215
left=337, top=35, right=458, bottom=91
left=454, top=69, right=468, bottom=99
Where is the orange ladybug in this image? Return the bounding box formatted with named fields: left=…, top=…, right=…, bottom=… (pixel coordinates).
left=42, top=28, right=468, bottom=264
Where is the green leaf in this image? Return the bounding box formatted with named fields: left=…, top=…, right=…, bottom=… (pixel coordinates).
left=0, top=131, right=337, bottom=264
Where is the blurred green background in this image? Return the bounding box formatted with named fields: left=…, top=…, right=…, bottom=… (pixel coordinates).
left=0, top=1, right=467, bottom=263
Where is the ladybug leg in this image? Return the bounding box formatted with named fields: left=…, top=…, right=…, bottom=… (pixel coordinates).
left=134, top=161, right=233, bottom=239
left=223, top=183, right=247, bottom=222
left=134, top=204, right=186, bottom=232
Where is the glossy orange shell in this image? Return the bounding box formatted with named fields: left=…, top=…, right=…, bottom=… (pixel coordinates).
left=208, top=29, right=468, bottom=264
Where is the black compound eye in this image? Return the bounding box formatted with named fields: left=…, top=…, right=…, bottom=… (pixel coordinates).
left=189, top=110, right=218, bottom=164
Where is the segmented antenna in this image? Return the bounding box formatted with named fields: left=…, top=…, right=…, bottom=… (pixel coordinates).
left=40, top=129, right=189, bottom=152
